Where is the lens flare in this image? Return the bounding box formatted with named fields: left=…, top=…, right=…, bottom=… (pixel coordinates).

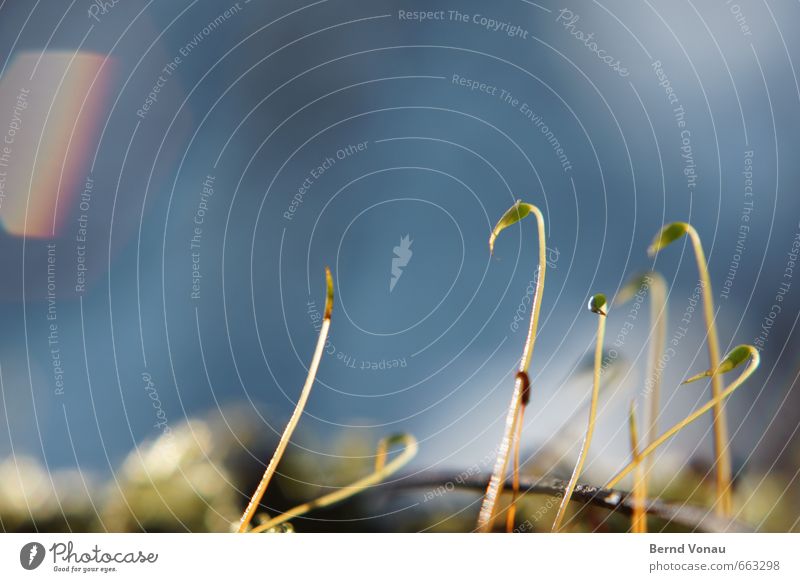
left=0, top=51, right=113, bottom=238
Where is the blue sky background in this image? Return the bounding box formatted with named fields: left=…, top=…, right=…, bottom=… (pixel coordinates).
left=0, top=1, right=798, bottom=496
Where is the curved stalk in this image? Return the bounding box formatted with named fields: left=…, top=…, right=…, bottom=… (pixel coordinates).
left=606, top=345, right=759, bottom=490
left=551, top=294, right=607, bottom=532
left=250, top=433, right=418, bottom=533
left=649, top=223, right=731, bottom=515
left=478, top=200, right=546, bottom=533
left=237, top=267, right=334, bottom=533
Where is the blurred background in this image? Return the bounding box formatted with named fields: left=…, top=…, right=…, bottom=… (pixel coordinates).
left=0, top=0, right=798, bottom=532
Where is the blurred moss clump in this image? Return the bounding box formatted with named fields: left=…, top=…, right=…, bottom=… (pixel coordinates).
left=3, top=406, right=799, bottom=532
left=0, top=455, right=97, bottom=532
left=1, top=406, right=402, bottom=532
left=100, top=418, right=241, bottom=532
left=98, top=405, right=339, bottom=532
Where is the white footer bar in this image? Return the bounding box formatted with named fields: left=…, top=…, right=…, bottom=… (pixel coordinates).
left=1, top=533, right=797, bottom=580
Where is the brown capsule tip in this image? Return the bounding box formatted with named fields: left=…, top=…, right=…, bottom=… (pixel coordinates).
left=516, top=371, right=531, bottom=406
left=323, top=266, right=334, bottom=320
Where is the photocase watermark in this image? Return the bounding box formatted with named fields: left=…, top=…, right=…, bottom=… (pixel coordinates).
left=21, top=540, right=159, bottom=574
left=190, top=174, right=215, bottom=301
left=451, top=74, right=573, bottom=173
left=601, top=276, right=651, bottom=376
left=284, top=141, right=369, bottom=221
left=652, top=60, right=697, bottom=194
left=306, top=299, right=408, bottom=371
left=556, top=9, right=629, bottom=77
left=725, top=0, right=753, bottom=37
left=74, top=175, right=94, bottom=294
left=446, top=10, right=529, bottom=39
left=397, top=10, right=530, bottom=39
left=136, top=2, right=247, bottom=119
left=46, top=243, right=66, bottom=397
left=421, top=446, right=502, bottom=503
left=513, top=492, right=562, bottom=532
left=509, top=246, right=560, bottom=332
left=720, top=150, right=754, bottom=301
left=390, top=234, right=413, bottom=292
left=20, top=542, right=46, bottom=570
left=87, top=0, right=122, bottom=23
left=142, top=371, right=174, bottom=451
left=641, top=281, right=704, bottom=399
left=753, top=222, right=800, bottom=351
left=0, top=87, right=29, bottom=212
left=19, top=539, right=158, bottom=573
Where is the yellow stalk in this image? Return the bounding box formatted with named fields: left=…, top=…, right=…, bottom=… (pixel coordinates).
left=615, top=272, right=667, bottom=495
left=505, top=405, right=525, bottom=532
left=649, top=223, right=731, bottom=515
left=628, top=401, right=646, bottom=533
left=606, top=346, right=759, bottom=490
left=645, top=274, right=667, bottom=475
left=250, top=434, right=417, bottom=533
left=478, top=201, right=546, bottom=533
left=237, top=268, right=334, bottom=533
left=552, top=295, right=607, bottom=532
left=686, top=227, right=731, bottom=515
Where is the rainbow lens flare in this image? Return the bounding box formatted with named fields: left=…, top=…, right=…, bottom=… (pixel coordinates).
left=0, top=51, right=113, bottom=238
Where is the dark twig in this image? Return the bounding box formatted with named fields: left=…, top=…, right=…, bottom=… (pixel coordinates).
left=392, top=473, right=751, bottom=533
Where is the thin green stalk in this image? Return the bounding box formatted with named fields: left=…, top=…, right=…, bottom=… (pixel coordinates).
left=552, top=294, right=607, bottom=532
left=606, top=345, right=759, bottom=490
left=250, top=434, right=418, bottom=533
left=478, top=200, right=546, bottom=533
left=237, top=268, right=334, bottom=533
left=649, top=223, right=731, bottom=515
